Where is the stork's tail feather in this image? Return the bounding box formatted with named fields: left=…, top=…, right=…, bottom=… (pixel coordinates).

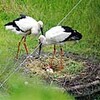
left=4, top=22, right=13, bottom=26
left=4, top=22, right=14, bottom=30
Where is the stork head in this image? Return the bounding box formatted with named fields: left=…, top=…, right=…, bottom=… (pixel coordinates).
left=38, top=21, right=43, bottom=28
left=39, top=35, right=46, bottom=45
left=69, top=30, right=82, bottom=41
left=38, top=21, right=43, bottom=35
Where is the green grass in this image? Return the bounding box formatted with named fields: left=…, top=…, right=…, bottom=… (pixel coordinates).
left=0, top=74, right=74, bottom=100
left=0, top=0, right=100, bottom=99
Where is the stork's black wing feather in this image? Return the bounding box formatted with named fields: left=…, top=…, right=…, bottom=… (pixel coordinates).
left=61, top=26, right=74, bottom=32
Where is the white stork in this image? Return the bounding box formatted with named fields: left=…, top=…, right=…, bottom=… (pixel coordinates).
left=5, top=14, right=43, bottom=59
left=38, top=26, right=82, bottom=70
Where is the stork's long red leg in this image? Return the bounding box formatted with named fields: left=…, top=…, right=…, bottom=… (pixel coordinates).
left=59, top=47, right=64, bottom=70
left=23, top=36, right=29, bottom=55
left=50, top=45, right=56, bottom=68
left=16, top=36, right=24, bottom=59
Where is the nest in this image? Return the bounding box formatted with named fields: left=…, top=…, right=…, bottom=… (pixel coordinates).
left=21, top=52, right=100, bottom=99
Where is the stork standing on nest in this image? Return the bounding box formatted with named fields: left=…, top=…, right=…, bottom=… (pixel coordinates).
left=5, top=14, right=43, bottom=59
left=38, top=26, right=82, bottom=70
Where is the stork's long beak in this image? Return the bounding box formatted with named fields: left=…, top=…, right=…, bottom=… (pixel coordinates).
left=40, top=27, right=43, bottom=35
left=38, top=40, right=42, bottom=57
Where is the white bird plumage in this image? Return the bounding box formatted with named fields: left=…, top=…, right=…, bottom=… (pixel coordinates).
left=5, top=14, right=43, bottom=59
left=39, top=26, right=82, bottom=45
left=39, top=26, right=72, bottom=45
left=38, top=26, right=82, bottom=70
left=5, top=15, right=43, bottom=35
